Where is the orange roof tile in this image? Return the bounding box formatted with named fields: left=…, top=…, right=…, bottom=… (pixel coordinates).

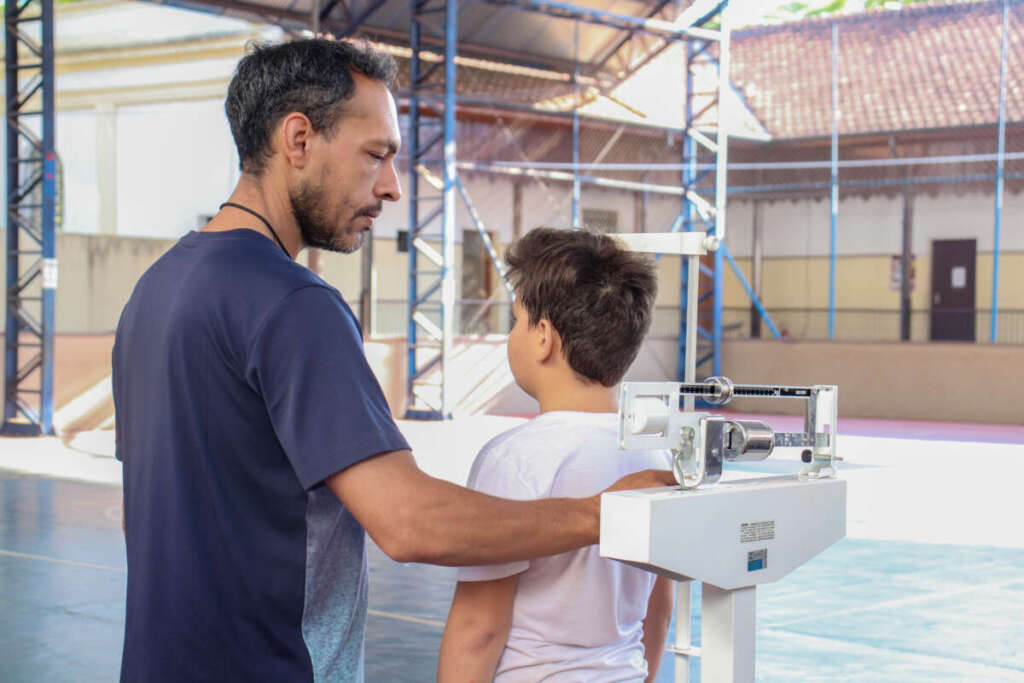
left=731, top=0, right=1023, bottom=139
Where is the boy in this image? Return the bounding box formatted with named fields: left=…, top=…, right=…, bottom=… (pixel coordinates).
left=438, top=227, right=673, bottom=682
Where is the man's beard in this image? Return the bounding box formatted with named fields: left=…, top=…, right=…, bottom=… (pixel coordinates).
left=290, top=179, right=376, bottom=254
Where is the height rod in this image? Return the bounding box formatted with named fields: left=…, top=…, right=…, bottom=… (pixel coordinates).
left=572, top=20, right=581, bottom=228
left=828, top=22, right=839, bottom=340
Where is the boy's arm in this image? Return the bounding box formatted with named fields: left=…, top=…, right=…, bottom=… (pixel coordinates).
left=438, top=576, right=519, bottom=683
left=642, top=576, right=674, bottom=683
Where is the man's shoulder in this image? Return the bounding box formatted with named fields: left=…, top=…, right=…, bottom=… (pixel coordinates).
left=119, top=233, right=351, bottom=358
left=153, top=232, right=342, bottom=307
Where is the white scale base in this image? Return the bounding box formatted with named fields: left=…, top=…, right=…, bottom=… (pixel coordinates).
left=600, top=475, right=846, bottom=682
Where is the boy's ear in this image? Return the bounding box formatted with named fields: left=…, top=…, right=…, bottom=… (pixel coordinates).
left=535, top=318, right=560, bottom=364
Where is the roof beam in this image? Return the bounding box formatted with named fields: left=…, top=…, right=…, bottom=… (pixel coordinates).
left=155, top=0, right=596, bottom=75
left=592, top=0, right=673, bottom=70
left=474, top=0, right=720, bottom=41
left=336, top=0, right=389, bottom=36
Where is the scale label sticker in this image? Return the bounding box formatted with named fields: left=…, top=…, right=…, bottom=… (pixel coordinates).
left=43, top=258, right=58, bottom=290
left=740, top=521, right=775, bottom=543
left=747, top=548, right=767, bottom=572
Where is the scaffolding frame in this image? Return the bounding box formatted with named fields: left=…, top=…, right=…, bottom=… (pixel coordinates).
left=404, top=0, right=459, bottom=419
left=3, top=0, right=57, bottom=436
left=401, top=0, right=732, bottom=418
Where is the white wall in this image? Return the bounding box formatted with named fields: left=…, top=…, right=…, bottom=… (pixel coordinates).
left=115, top=99, right=240, bottom=238
left=59, top=109, right=100, bottom=234
left=727, top=193, right=1024, bottom=258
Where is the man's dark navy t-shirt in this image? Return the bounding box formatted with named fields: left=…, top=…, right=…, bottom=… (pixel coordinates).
left=113, top=229, right=409, bottom=682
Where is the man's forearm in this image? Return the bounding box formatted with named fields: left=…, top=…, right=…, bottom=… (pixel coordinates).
left=328, top=450, right=674, bottom=566
left=406, top=477, right=598, bottom=566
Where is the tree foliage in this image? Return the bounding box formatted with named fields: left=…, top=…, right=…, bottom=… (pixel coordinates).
left=761, top=0, right=933, bottom=23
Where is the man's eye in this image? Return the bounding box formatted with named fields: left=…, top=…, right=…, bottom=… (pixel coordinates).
left=368, top=153, right=385, bottom=162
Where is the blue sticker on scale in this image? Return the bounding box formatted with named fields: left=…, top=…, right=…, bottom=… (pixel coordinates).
left=747, top=548, right=767, bottom=572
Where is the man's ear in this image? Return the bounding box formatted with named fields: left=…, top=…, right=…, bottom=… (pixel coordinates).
left=535, top=318, right=561, bottom=364
left=279, top=112, right=315, bottom=169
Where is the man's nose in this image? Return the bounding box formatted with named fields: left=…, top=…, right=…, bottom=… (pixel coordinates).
left=376, top=160, right=401, bottom=202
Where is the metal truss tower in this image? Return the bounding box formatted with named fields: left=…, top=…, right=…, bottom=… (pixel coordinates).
left=405, top=0, right=458, bottom=419
left=3, top=0, right=57, bottom=436
left=678, top=1, right=729, bottom=383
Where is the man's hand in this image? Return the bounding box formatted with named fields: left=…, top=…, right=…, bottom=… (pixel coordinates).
left=604, top=469, right=678, bottom=494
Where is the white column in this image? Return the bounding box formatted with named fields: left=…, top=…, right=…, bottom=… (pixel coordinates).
left=673, top=580, right=692, bottom=683
left=701, top=583, right=756, bottom=683
left=96, top=102, right=117, bottom=235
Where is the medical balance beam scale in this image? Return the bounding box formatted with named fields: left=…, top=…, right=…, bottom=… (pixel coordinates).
left=600, top=377, right=846, bottom=682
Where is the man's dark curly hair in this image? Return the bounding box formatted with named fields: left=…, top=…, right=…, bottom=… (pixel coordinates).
left=506, top=227, right=657, bottom=387
left=225, top=39, right=397, bottom=175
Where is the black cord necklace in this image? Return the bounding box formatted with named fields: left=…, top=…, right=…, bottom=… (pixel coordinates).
left=219, top=202, right=291, bottom=258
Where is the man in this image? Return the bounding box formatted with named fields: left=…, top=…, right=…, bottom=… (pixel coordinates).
left=113, top=39, right=673, bottom=682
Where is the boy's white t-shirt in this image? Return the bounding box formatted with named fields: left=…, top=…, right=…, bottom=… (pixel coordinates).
left=459, top=411, right=672, bottom=683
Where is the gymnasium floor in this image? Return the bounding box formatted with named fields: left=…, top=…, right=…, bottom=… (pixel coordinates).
left=2, top=415, right=1023, bottom=681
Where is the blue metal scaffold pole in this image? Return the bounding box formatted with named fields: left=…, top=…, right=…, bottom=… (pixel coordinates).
left=991, top=0, right=1008, bottom=343
left=3, top=0, right=57, bottom=436
left=676, top=1, right=728, bottom=385
left=404, top=0, right=458, bottom=419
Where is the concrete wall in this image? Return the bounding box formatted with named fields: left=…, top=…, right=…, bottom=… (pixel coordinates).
left=0, top=233, right=176, bottom=334
left=720, top=339, right=1024, bottom=425
left=721, top=252, right=1024, bottom=342
left=56, top=234, right=177, bottom=332
left=485, top=335, right=1024, bottom=424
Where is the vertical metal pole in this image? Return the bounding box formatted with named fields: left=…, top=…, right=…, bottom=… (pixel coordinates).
left=4, top=0, right=20, bottom=424
left=674, top=579, right=692, bottom=683
left=829, top=22, right=839, bottom=340
left=360, top=231, right=374, bottom=337
left=571, top=21, right=581, bottom=228
left=900, top=177, right=913, bottom=341
left=440, top=0, right=457, bottom=416
left=641, top=188, right=649, bottom=233
left=308, top=0, right=323, bottom=280
left=513, top=179, right=523, bottom=239
left=3, top=0, right=56, bottom=434
left=40, top=0, right=56, bottom=434
left=406, top=0, right=421, bottom=412
left=714, top=4, right=731, bottom=243
left=679, top=40, right=696, bottom=383
left=671, top=256, right=699, bottom=683
left=713, top=244, right=723, bottom=376
left=684, top=257, right=699, bottom=406
left=751, top=200, right=763, bottom=338
left=991, top=0, right=1008, bottom=343
left=711, top=2, right=731, bottom=377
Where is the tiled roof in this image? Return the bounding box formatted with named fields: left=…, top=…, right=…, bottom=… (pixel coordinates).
left=730, top=0, right=1024, bottom=139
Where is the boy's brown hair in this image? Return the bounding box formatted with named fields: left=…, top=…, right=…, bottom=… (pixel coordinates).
left=505, top=227, right=657, bottom=387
